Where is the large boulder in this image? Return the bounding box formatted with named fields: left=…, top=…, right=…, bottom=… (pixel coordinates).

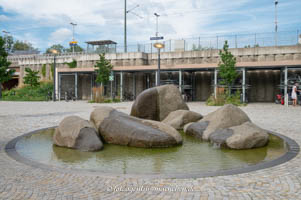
left=90, top=106, right=183, bottom=148
left=226, top=122, right=269, bottom=149
left=162, top=110, right=203, bottom=130
left=53, top=116, right=103, bottom=152
left=183, top=121, right=209, bottom=140
left=209, top=122, right=269, bottom=149
left=130, top=85, right=189, bottom=121
left=201, top=104, right=251, bottom=141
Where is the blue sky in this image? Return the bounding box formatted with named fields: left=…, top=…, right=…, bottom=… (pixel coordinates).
left=0, top=0, right=300, bottom=52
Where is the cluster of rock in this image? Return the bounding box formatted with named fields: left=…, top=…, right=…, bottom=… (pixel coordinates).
left=184, top=104, right=269, bottom=149
left=53, top=84, right=269, bottom=152
left=53, top=85, right=189, bottom=151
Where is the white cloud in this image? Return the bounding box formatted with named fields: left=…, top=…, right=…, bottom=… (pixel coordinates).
left=0, top=15, right=10, bottom=21
left=1, top=0, right=299, bottom=51
left=50, top=28, right=72, bottom=43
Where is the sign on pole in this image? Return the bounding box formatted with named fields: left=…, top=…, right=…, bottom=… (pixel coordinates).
left=150, top=36, right=164, bottom=40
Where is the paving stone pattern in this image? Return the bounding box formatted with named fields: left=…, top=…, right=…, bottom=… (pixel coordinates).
left=0, top=101, right=301, bottom=199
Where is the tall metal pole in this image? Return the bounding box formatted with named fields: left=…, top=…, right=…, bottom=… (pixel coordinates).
left=70, top=22, right=77, bottom=53
left=53, top=55, right=56, bottom=102
left=124, top=0, right=127, bottom=53
left=275, top=0, right=278, bottom=46
left=157, top=49, right=161, bottom=86
left=154, top=13, right=160, bottom=37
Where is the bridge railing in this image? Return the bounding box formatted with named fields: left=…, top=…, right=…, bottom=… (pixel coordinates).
left=7, top=30, right=301, bottom=60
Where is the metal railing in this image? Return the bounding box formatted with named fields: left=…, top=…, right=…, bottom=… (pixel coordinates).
left=7, top=30, right=301, bottom=59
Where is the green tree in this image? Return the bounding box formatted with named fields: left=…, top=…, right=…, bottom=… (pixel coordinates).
left=12, top=40, right=35, bottom=51
left=94, top=53, right=113, bottom=86
left=218, top=40, right=238, bottom=96
left=0, top=36, right=15, bottom=99
left=65, top=45, right=84, bottom=53
left=46, top=44, right=65, bottom=54
left=23, top=68, right=40, bottom=87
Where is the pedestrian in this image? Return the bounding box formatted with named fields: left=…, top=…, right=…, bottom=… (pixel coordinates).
left=291, top=83, right=299, bottom=106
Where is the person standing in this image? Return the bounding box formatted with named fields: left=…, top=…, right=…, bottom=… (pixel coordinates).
left=291, top=83, right=298, bottom=106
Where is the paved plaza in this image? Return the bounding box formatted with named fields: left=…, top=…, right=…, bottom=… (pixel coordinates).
left=0, top=101, right=301, bottom=199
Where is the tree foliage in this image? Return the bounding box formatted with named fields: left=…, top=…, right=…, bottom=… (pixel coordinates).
left=41, top=64, right=46, bottom=78
left=0, top=36, right=15, bottom=98
left=218, top=40, right=238, bottom=95
left=46, top=44, right=84, bottom=54
left=65, top=45, right=84, bottom=53
left=23, top=68, right=40, bottom=87
left=12, top=40, right=35, bottom=51
left=94, top=54, right=113, bottom=85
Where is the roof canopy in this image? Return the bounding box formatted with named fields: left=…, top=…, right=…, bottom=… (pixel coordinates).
left=85, top=40, right=117, bottom=45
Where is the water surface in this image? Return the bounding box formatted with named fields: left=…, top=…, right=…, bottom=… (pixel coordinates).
left=15, top=128, right=287, bottom=174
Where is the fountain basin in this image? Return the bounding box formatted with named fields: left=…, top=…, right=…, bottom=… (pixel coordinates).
left=5, top=127, right=299, bottom=179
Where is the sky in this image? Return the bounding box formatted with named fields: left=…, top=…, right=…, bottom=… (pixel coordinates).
left=0, top=0, right=300, bottom=52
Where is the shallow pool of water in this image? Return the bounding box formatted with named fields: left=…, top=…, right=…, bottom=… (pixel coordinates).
left=15, top=128, right=287, bottom=175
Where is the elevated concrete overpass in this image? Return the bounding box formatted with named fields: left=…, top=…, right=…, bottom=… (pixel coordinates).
left=7, top=45, right=301, bottom=102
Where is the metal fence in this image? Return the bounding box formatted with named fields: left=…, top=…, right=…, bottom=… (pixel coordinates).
left=112, top=30, right=301, bottom=54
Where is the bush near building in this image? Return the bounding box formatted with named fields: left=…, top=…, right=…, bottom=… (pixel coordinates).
left=2, top=82, right=53, bottom=101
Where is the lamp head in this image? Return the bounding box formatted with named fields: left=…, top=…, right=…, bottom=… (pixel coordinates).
left=51, top=49, right=58, bottom=54
left=154, top=42, right=165, bottom=49
left=154, top=13, right=160, bottom=17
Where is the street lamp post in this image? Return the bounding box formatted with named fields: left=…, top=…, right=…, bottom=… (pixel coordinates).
left=275, top=0, right=278, bottom=46
left=153, top=43, right=165, bottom=86
left=70, top=22, right=77, bottom=53
left=51, top=49, right=58, bottom=101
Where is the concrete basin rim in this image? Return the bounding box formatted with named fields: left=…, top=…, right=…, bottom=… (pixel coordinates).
left=4, top=126, right=300, bottom=179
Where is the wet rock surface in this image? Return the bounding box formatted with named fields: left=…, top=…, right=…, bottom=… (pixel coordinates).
left=131, top=85, right=189, bottom=121
left=53, top=116, right=103, bottom=152
left=91, top=106, right=183, bottom=148
left=162, top=110, right=203, bottom=130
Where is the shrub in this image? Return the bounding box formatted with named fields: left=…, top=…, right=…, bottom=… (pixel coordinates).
left=23, top=67, right=40, bottom=87
left=206, top=90, right=245, bottom=106
left=2, top=82, right=53, bottom=101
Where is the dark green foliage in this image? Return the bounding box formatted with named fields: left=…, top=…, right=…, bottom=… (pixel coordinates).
left=218, top=40, right=238, bottom=95
left=206, top=90, right=244, bottom=106
left=0, top=36, right=15, bottom=99
left=65, top=59, right=77, bottom=68
left=2, top=82, right=53, bottom=101
left=94, top=54, right=113, bottom=85
left=0, top=37, right=14, bottom=83
left=41, top=64, right=46, bottom=78
left=65, top=45, right=84, bottom=53
left=12, top=40, right=35, bottom=51
left=46, top=44, right=84, bottom=54
left=23, top=68, right=40, bottom=87
left=50, top=64, right=54, bottom=79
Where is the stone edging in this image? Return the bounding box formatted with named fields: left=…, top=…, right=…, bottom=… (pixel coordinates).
left=4, top=127, right=300, bottom=179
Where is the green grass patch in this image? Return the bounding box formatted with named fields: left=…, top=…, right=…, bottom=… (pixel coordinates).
left=2, top=82, right=53, bottom=101
left=89, top=98, right=121, bottom=104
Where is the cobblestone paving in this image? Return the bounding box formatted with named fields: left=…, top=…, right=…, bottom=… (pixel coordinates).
left=0, top=101, right=301, bottom=200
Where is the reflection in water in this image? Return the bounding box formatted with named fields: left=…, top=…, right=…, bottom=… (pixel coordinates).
left=16, top=128, right=288, bottom=174
left=52, top=146, right=93, bottom=164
